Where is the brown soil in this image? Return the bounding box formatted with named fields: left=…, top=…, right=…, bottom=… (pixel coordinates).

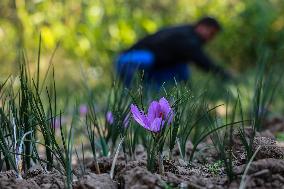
left=0, top=168, right=66, bottom=189
left=231, top=159, right=284, bottom=189
left=73, top=173, right=118, bottom=189
left=264, top=117, right=284, bottom=134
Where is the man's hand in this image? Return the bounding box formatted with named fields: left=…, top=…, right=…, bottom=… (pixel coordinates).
left=219, top=69, right=237, bottom=82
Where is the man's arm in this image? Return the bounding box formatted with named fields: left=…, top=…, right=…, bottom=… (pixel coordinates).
left=190, top=47, right=231, bottom=79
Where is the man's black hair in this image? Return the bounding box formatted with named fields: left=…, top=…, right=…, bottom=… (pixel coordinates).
left=195, top=17, right=222, bottom=30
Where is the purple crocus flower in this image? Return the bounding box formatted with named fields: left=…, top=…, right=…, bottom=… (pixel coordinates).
left=106, top=111, right=114, bottom=124
left=79, top=104, right=88, bottom=116
left=53, top=117, right=67, bottom=129
left=131, top=97, right=173, bottom=133
left=123, top=112, right=131, bottom=128
left=54, top=118, right=60, bottom=128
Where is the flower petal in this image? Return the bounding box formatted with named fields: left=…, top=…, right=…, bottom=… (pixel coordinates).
left=159, top=97, right=173, bottom=124
left=159, top=97, right=171, bottom=115
left=79, top=104, right=88, bottom=116
left=123, top=112, right=131, bottom=128
left=166, top=111, right=174, bottom=124
left=131, top=104, right=149, bottom=128
left=106, top=111, right=114, bottom=124
left=149, top=117, right=163, bottom=133
left=147, top=101, right=160, bottom=122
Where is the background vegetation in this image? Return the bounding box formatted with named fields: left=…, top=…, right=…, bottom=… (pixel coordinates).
left=1, top=0, right=284, bottom=89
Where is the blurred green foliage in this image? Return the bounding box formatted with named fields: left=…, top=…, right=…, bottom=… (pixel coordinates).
left=1, top=0, right=284, bottom=85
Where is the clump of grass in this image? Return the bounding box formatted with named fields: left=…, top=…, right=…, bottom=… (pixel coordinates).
left=238, top=54, right=283, bottom=162
left=0, top=36, right=79, bottom=188
left=189, top=101, right=245, bottom=163
left=177, top=94, right=217, bottom=161
left=249, top=51, right=283, bottom=131
left=210, top=93, right=240, bottom=182
left=59, top=112, right=75, bottom=189
left=0, top=106, right=17, bottom=172
left=85, top=115, right=100, bottom=173
left=81, top=78, right=109, bottom=157
left=167, top=82, right=192, bottom=160
left=107, top=80, right=131, bottom=153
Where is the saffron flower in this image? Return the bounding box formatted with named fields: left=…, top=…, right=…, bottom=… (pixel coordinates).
left=54, top=118, right=60, bottom=129
left=106, top=111, right=114, bottom=124
left=131, top=97, right=173, bottom=133
left=79, top=104, right=88, bottom=117
left=53, top=117, right=67, bottom=129
left=123, top=112, right=131, bottom=128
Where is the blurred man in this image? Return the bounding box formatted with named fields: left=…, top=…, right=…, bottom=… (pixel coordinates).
left=115, top=17, right=231, bottom=88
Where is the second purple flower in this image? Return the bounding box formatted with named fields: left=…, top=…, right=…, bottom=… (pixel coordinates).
left=106, top=111, right=114, bottom=125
